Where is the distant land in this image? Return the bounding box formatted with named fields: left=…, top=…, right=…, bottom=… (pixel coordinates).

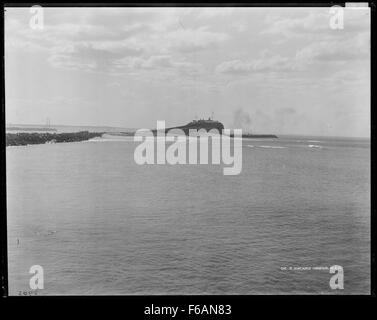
left=6, top=119, right=278, bottom=139
left=6, top=124, right=134, bottom=133
left=6, top=126, right=57, bottom=132
left=6, top=123, right=370, bottom=140
left=150, top=118, right=278, bottom=138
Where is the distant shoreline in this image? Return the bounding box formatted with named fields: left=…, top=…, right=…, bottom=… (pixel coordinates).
left=111, top=131, right=278, bottom=139
left=5, top=124, right=370, bottom=140
left=6, top=127, right=57, bottom=132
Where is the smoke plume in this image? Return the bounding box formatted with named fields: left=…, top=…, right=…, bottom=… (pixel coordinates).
left=233, top=108, right=252, bottom=132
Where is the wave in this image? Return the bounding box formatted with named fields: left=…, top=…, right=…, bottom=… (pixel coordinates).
left=259, top=145, right=287, bottom=149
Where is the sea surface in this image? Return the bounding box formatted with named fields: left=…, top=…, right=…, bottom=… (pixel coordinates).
left=7, top=133, right=370, bottom=295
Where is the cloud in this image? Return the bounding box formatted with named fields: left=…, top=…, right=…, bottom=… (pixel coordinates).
left=263, top=9, right=370, bottom=38
left=107, top=81, right=121, bottom=87
left=263, top=11, right=331, bottom=37
left=156, top=26, right=229, bottom=53
left=127, top=55, right=178, bottom=69
left=5, top=7, right=370, bottom=137
left=48, top=42, right=143, bottom=71
left=49, top=22, right=149, bottom=42
left=6, top=8, right=229, bottom=72
left=216, top=53, right=297, bottom=75
left=277, top=107, right=296, bottom=115
left=216, top=60, right=252, bottom=74
left=295, top=32, right=369, bottom=62
left=195, top=8, right=235, bottom=19
left=48, top=53, right=97, bottom=71
left=216, top=23, right=369, bottom=78
left=114, top=55, right=202, bottom=76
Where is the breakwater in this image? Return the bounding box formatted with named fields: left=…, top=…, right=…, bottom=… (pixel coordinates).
left=239, top=134, right=278, bottom=139
left=6, top=131, right=104, bottom=146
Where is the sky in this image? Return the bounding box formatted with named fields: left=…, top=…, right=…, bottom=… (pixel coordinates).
left=5, top=7, right=370, bottom=137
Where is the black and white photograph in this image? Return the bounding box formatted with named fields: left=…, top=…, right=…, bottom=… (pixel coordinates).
left=3, top=3, right=371, bottom=297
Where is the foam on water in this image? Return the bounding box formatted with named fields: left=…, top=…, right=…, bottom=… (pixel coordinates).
left=308, top=144, right=323, bottom=149
left=259, top=145, right=287, bottom=149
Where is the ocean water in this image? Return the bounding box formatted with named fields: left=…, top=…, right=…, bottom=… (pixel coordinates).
left=6, top=135, right=370, bottom=295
